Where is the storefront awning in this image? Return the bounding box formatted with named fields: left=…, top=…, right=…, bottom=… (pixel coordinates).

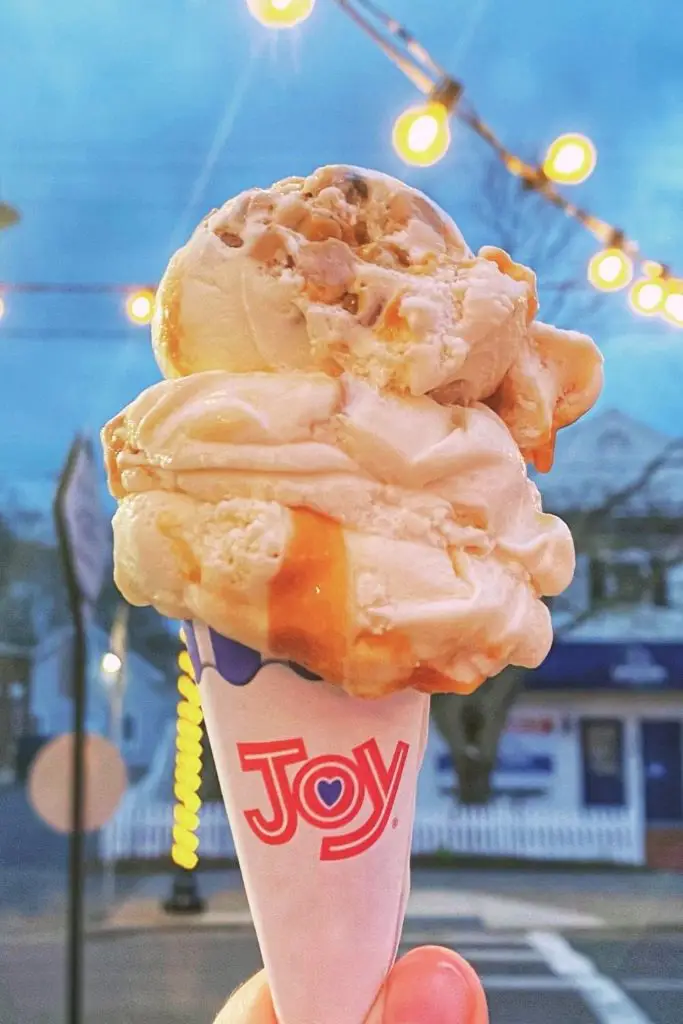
left=526, top=641, right=683, bottom=691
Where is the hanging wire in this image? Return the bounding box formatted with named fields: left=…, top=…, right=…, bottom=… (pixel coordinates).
left=330, top=0, right=673, bottom=271
left=1, top=0, right=678, bottom=317
left=332, top=0, right=438, bottom=93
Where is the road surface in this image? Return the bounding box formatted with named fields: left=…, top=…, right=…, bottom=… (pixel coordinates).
left=2, top=923, right=682, bottom=1024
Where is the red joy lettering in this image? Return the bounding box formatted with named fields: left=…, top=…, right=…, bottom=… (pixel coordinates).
left=238, top=738, right=307, bottom=845
left=320, top=739, right=409, bottom=861
left=237, top=737, right=410, bottom=860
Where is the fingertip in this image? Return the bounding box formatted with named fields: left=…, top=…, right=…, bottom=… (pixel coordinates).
left=382, top=945, right=488, bottom=1024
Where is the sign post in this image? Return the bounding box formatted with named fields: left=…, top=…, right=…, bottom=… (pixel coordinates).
left=54, top=435, right=109, bottom=1024
left=101, top=601, right=130, bottom=907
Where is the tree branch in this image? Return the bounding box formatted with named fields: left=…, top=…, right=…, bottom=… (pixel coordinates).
left=573, top=438, right=683, bottom=542
left=468, top=151, right=605, bottom=334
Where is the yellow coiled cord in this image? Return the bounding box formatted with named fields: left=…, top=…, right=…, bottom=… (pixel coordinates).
left=171, top=633, right=204, bottom=870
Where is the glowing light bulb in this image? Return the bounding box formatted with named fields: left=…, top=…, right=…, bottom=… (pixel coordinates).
left=246, top=0, right=315, bottom=28
left=125, top=289, right=154, bottom=325
left=101, top=651, right=122, bottom=677
left=587, top=247, right=633, bottom=292
left=0, top=296, right=4, bottom=321
left=663, top=282, right=683, bottom=327
left=629, top=278, right=666, bottom=316
left=392, top=102, right=451, bottom=167
left=543, top=133, right=597, bottom=185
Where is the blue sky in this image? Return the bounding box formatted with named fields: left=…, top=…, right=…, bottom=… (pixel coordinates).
left=1, top=0, right=682, bottom=490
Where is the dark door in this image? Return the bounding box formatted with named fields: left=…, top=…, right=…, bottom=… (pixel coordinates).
left=580, top=718, right=625, bottom=807
left=641, top=721, right=683, bottom=823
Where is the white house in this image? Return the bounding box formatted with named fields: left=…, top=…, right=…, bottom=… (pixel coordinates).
left=440, top=409, right=682, bottom=867
left=407, top=410, right=683, bottom=867
left=29, top=620, right=173, bottom=778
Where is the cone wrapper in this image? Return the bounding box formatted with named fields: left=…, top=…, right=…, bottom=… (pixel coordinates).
left=184, top=621, right=430, bottom=1024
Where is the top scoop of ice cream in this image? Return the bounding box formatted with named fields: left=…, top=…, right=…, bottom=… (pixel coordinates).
left=152, top=165, right=602, bottom=471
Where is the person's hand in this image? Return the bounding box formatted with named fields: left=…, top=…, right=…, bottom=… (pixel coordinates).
left=215, top=945, right=488, bottom=1024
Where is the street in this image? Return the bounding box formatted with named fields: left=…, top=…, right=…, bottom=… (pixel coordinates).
left=2, top=924, right=683, bottom=1024
left=2, top=798, right=683, bottom=1024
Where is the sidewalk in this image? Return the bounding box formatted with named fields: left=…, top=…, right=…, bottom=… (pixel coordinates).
left=96, top=867, right=683, bottom=935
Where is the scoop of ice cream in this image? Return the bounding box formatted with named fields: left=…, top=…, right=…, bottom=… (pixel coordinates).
left=432, top=314, right=603, bottom=471
left=102, top=370, right=574, bottom=698
left=152, top=165, right=602, bottom=471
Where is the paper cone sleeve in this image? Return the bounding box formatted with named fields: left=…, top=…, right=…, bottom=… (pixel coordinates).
left=184, top=621, right=430, bottom=1024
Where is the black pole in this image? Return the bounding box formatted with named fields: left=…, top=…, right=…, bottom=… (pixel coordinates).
left=163, top=866, right=205, bottom=914
left=66, top=597, right=86, bottom=1024
left=54, top=441, right=89, bottom=1024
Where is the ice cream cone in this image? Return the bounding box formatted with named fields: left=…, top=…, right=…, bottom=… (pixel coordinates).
left=184, top=620, right=430, bottom=1024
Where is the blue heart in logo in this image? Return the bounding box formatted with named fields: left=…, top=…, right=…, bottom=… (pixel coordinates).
left=317, top=778, right=343, bottom=808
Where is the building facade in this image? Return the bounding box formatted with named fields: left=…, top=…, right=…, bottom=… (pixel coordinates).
left=0, top=641, right=33, bottom=784
left=416, top=409, right=683, bottom=866
left=29, top=620, right=172, bottom=778
left=541, top=409, right=683, bottom=867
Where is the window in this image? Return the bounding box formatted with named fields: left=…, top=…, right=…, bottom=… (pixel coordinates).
left=651, top=558, right=669, bottom=607
left=606, top=561, right=648, bottom=603
left=589, top=558, right=607, bottom=603
left=588, top=555, right=669, bottom=608
left=580, top=719, right=625, bottom=807
left=585, top=723, right=620, bottom=777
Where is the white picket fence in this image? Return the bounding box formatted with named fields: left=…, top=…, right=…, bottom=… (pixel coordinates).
left=411, top=808, right=644, bottom=864
left=100, top=802, right=644, bottom=865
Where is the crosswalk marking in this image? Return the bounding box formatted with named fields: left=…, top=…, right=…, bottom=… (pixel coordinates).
left=625, top=979, right=683, bottom=992
left=403, top=926, right=663, bottom=1017
left=451, top=947, right=545, bottom=962
left=401, top=929, right=529, bottom=946
left=476, top=976, right=575, bottom=990
left=529, top=930, right=654, bottom=1024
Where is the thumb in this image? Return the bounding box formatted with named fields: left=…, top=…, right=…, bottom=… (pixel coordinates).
left=368, top=946, right=488, bottom=1024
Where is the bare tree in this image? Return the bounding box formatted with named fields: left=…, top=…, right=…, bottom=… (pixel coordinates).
left=431, top=152, right=679, bottom=804
left=432, top=438, right=683, bottom=804
left=463, top=151, right=610, bottom=331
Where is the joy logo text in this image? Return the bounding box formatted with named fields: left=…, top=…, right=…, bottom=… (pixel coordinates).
left=237, top=737, right=410, bottom=860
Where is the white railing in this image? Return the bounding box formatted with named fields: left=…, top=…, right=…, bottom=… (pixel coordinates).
left=100, top=802, right=644, bottom=865
left=412, top=807, right=643, bottom=864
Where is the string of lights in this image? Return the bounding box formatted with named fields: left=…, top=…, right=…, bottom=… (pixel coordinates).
left=0, top=0, right=679, bottom=330
left=0, top=285, right=157, bottom=327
